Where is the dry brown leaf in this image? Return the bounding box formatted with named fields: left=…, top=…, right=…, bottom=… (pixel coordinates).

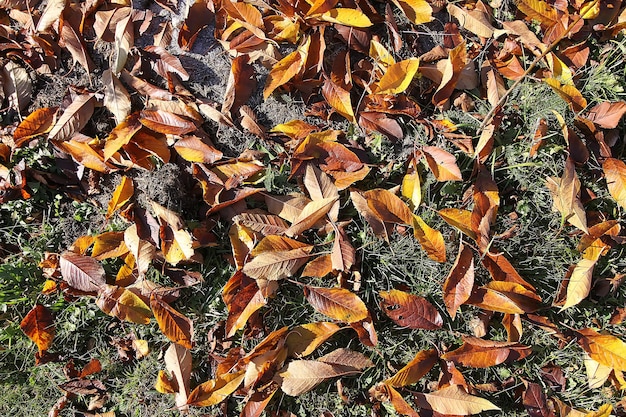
left=422, top=146, right=463, bottom=181
left=447, top=3, right=495, bottom=38
left=35, top=0, right=65, bottom=33
left=59, top=251, right=106, bottom=293
left=322, top=78, right=356, bottom=123
left=48, top=93, right=95, bottom=142
left=164, top=343, right=192, bottom=413
left=467, top=280, right=542, bottom=314
left=584, top=101, right=626, bottom=129
left=331, top=225, right=355, bottom=272
left=174, top=136, right=223, bottom=164
left=242, top=235, right=313, bottom=280
left=546, top=157, right=588, bottom=233
left=432, top=42, right=468, bottom=108
left=106, top=176, right=134, bottom=218
left=301, top=254, right=333, bottom=278
left=13, top=107, right=57, bottom=146
left=603, top=158, right=626, bottom=210
left=139, top=109, right=197, bottom=135
left=285, top=196, right=338, bottom=237
left=390, top=0, right=432, bottom=25
left=304, top=164, right=339, bottom=222
left=144, top=45, right=189, bottom=81
left=263, top=37, right=309, bottom=99
left=233, top=212, right=289, bottom=236
left=286, top=322, right=342, bottom=358
left=443, top=244, right=474, bottom=319
left=187, top=371, right=245, bottom=406
left=415, top=385, right=500, bottom=415
left=59, top=16, right=95, bottom=73
left=441, top=336, right=532, bottom=368
left=102, top=69, right=131, bottom=125
left=379, top=289, right=443, bottom=330
left=223, top=271, right=266, bottom=337
left=2, top=61, right=32, bottom=112
left=113, top=10, right=133, bottom=74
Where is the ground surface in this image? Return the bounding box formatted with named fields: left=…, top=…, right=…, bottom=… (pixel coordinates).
left=1, top=0, right=626, bottom=416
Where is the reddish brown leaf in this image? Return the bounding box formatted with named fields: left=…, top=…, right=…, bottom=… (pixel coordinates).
left=441, top=336, right=532, bottom=368
left=59, top=251, right=106, bottom=293
left=603, top=158, right=626, bottom=210
left=20, top=304, right=55, bottom=353
left=443, top=244, right=474, bottom=319
left=59, top=16, right=95, bottom=73
left=178, top=0, right=214, bottom=51
left=466, top=281, right=542, bottom=314
left=222, top=55, right=256, bottom=116
left=379, top=289, right=442, bottom=330
left=223, top=271, right=267, bottom=337
left=144, top=45, right=189, bottom=81
left=48, top=93, right=95, bottom=141
left=432, top=42, right=468, bottom=108
left=422, top=146, right=462, bottom=181
left=523, top=382, right=551, bottom=417
left=242, top=235, right=314, bottom=280
left=139, top=109, right=197, bottom=135
left=174, top=136, right=223, bottom=164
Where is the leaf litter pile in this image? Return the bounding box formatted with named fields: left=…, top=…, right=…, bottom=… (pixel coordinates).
left=2, top=0, right=626, bottom=415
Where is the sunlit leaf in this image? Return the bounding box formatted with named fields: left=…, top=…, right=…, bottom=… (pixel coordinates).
left=443, top=244, right=474, bottom=319
left=187, top=371, right=245, bottom=406
left=303, top=285, right=369, bottom=323
left=385, top=349, right=438, bottom=387
left=20, top=304, right=55, bottom=353
left=603, top=158, right=626, bottom=210
left=379, top=289, right=442, bottom=330
left=59, top=251, right=106, bottom=293
left=415, top=385, right=500, bottom=415
left=577, top=328, right=626, bottom=371
left=441, top=336, right=532, bottom=368
left=286, top=322, right=342, bottom=358
left=314, top=8, right=372, bottom=27
left=372, top=58, right=419, bottom=95
left=96, top=285, right=152, bottom=324
left=242, top=235, right=314, bottom=280
left=106, top=176, right=134, bottom=218
left=150, top=294, right=193, bottom=349
left=412, top=215, right=446, bottom=263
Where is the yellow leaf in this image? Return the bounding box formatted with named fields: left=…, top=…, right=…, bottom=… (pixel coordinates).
left=545, top=77, right=587, bottom=113
left=412, top=215, right=446, bottom=263
left=560, top=258, right=597, bottom=311
left=580, top=0, right=600, bottom=19
left=155, top=370, right=178, bottom=394
left=438, top=208, right=477, bottom=240
left=415, top=385, right=500, bottom=415
left=150, top=294, right=194, bottom=349
left=402, top=169, right=421, bottom=209
left=286, top=322, right=342, bottom=358
left=187, top=371, right=245, bottom=406
left=516, top=0, right=559, bottom=26
left=583, top=353, right=612, bottom=389
left=390, top=0, right=432, bottom=25
left=577, top=328, right=626, bottom=371
left=585, top=404, right=613, bottom=417
left=96, top=285, right=152, bottom=324
left=263, top=37, right=310, bottom=99
left=369, top=40, right=396, bottom=70
left=372, top=58, right=420, bottom=95
left=314, top=8, right=372, bottom=27
left=107, top=177, right=134, bottom=218
left=603, top=157, right=626, bottom=210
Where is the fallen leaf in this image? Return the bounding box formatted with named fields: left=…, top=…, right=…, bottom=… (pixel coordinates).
left=106, top=176, right=134, bottom=218
left=20, top=304, right=55, bottom=353
left=412, top=215, right=446, bottom=262
left=441, top=336, right=532, bottom=368
left=59, top=251, right=106, bottom=293
left=150, top=294, right=193, bottom=349
left=48, top=93, right=95, bottom=141
left=13, top=107, right=58, bottom=146
left=242, top=235, right=314, bottom=280
left=576, top=328, right=626, bottom=371
left=285, top=197, right=338, bottom=237
left=102, top=69, right=131, bottom=125
left=96, top=285, right=152, bottom=324
left=140, top=109, right=197, bottom=135
left=443, top=244, right=474, bottom=319
left=286, top=322, right=342, bottom=358
left=379, top=289, right=443, bottom=329
left=422, top=146, right=463, bottom=181
left=322, top=78, right=356, bottom=123
left=187, top=371, right=245, bottom=406
left=415, top=384, right=500, bottom=415
left=545, top=157, right=588, bottom=233
left=603, top=158, right=626, bottom=210
left=164, top=343, right=192, bottom=412
left=385, top=349, right=438, bottom=387
left=390, top=0, right=432, bottom=25
left=447, top=3, right=495, bottom=38
left=584, top=101, right=626, bottom=129
left=303, top=285, right=369, bottom=323
left=371, top=58, right=420, bottom=95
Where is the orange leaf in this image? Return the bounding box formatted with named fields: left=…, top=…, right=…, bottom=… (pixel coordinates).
left=106, top=176, right=134, bottom=218
left=302, top=254, right=333, bottom=278
left=242, top=235, right=314, bottom=280
left=286, top=322, right=342, bottom=358
left=103, top=113, right=143, bottom=160
left=322, top=78, right=356, bottom=123
left=423, top=146, right=462, bottom=181
left=432, top=42, right=468, bottom=108
left=150, top=294, right=194, bottom=349
left=584, top=101, right=626, bottom=129
left=20, top=304, right=55, bottom=353
left=385, top=349, right=439, bottom=387
left=577, top=328, right=626, bottom=371
left=285, top=197, right=338, bottom=237
left=303, top=286, right=369, bottom=323
left=603, top=158, right=626, bottom=210
left=187, top=371, right=245, bottom=406
left=13, top=107, right=57, bottom=146
left=174, top=136, right=223, bottom=164
left=441, top=336, right=532, bottom=368
left=263, top=37, right=309, bottom=99
left=379, top=289, right=442, bottom=330
left=466, top=281, right=542, bottom=314
left=545, top=78, right=587, bottom=113
left=412, top=215, right=446, bottom=262
left=443, top=244, right=474, bottom=319
left=390, top=0, right=432, bottom=25
left=139, top=109, right=197, bottom=135
left=369, top=383, right=420, bottom=417
left=223, top=271, right=267, bottom=337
